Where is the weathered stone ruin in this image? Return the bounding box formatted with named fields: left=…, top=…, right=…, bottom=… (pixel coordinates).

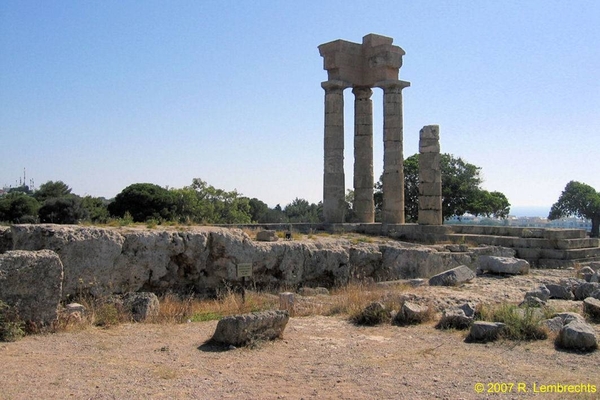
left=319, top=34, right=411, bottom=224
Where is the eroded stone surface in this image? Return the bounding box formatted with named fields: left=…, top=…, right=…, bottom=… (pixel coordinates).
left=211, top=310, right=290, bottom=346
left=0, top=250, right=63, bottom=325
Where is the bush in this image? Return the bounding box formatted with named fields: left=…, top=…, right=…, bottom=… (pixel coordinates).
left=0, top=301, right=25, bottom=342
left=351, top=302, right=391, bottom=326
left=476, top=303, right=548, bottom=341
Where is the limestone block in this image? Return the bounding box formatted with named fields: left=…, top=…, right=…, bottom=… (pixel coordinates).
left=583, top=297, right=600, bottom=320
left=418, top=210, right=442, bottom=225
left=419, top=138, right=441, bottom=153
left=399, top=301, right=430, bottom=324
left=419, top=182, right=442, bottom=197
left=436, top=307, right=473, bottom=330
left=211, top=310, right=290, bottom=346
left=420, top=125, right=440, bottom=140
left=0, top=250, right=63, bottom=326
left=419, top=196, right=442, bottom=210
left=324, top=113, right=344, bottom=128
left=122, top=292, right=160, bottom=322
left=428, top=265, right=475, bottom=286
left=545, top=283, right=574, bottom=300
left=476, top=256, right=530, bottom=275
left=556, top=320, right=597, bottom=351
left=419, top=169, right=442, bottom=184
left=574, top=282, right=600, bottom=300
left=542, top=317, right=564, bottom=333
left=524, top=284, right=551, bottom=303
left=468, top=321, right=505, bottom=342
left=256, top=230, right=278, bottom=242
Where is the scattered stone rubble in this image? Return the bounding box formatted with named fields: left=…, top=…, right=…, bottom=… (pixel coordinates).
left=210, top=310, right=290, bottom=346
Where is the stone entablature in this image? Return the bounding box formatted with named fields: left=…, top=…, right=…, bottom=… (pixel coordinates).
left=319, top=34, right=410, bottom=224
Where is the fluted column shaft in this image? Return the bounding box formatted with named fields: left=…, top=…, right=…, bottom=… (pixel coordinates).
left=322, top=80, right=348, bottom=223
left=353, top=87, right=374, bottom=223
left=379, top=80, right=410, bottom=224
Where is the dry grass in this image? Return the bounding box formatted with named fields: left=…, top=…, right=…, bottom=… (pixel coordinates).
left=48, top=282, right=414, bottom=335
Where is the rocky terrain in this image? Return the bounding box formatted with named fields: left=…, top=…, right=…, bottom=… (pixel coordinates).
left=0, top=268, right=599, bottom=400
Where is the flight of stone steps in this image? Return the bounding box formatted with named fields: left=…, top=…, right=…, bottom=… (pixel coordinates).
left=446, top=225, right=600, bottom=268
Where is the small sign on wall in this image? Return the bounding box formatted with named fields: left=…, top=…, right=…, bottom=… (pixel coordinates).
left=236, top=263, right=253, bottom=278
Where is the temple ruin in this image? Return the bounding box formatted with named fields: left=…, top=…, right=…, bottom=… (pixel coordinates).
left=318, top=33, right=410, bottom=224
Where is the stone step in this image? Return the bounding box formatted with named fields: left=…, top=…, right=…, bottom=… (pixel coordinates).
left=448, top=225, right=586, bottom=240
left=516, top=247, right=600, bottom=261
left=445, top=234, right=599, bottom=250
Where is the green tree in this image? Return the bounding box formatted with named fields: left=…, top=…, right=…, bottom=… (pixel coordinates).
left=284, top=198, right=321, bottom=223
left=375, top=153, right=510, bottom=221
left=33, top=181, right=72, bottom=202
left=38, top=196, right=88, bottom=224
left=549, top=181, right=600, bottom=237
left=108, top=183, right=177, bottom=222
left=247, top=197, right=270, bottom=223
left=185, top=178, right=252, bottom=224
left=468, top=190, right=511, bottom=219
left=0, top=192, right=40, bottom=223
left=80, top=196, right=110, bottom=223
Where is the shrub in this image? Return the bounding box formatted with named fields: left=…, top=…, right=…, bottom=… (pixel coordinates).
left=476, top=303, right=548, bottom=341
left=0, top=301, right=25, bottom=342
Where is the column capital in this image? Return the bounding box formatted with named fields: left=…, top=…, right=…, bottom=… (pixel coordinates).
left=321, top=80, right=351, bottom=93
left=375, top=80, right=411, bottom=92
left=352, top=86, right=373, bottom=99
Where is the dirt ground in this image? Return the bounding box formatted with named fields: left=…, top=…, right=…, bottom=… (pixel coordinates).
left=1, top=270, right=599, bottom=400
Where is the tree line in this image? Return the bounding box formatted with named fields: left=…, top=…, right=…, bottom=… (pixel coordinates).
left=2, top=154, right=597, bottom=234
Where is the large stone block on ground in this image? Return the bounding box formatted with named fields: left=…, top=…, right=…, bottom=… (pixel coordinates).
left=0, top=250, right=63, bottom=325
left=122, top=292, right=160, bottom=322
left=428, top=265, right=475, bottom=286
left=556, top=320, right=598, bottom=352
left=574, top=282, right=600, bottom=301
left=468, top=321, right=505, bottom=342
left=436, top=305, right=475, bottom=330
left=476, top=256, right=530, bottom=275
left=256, top=230, right=278, bottom=242
left=583, top=297, right=600, bottom=320
left=545, top=283, right=574, bottom=300
left=211, top=310, right=290, bottom=346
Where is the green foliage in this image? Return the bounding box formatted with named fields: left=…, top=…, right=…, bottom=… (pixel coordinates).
left=108, top=183, right=177, bottom=222
left=284, top=198, right=321, bottom=223
left=33, top=181, right=72, bottom=202
left=477, top=303, right=548, bottom=341
left=184, top=178, right=252, bottom=224
left=375, top=153, right=510, bottom=221
left=549, top=181, right=600, bottom=237
left=80, top=196, right=110, bottom=223
left=350, top=302, right=391, bottom=326
left=0, top=301, right=25, bottom=342
left=38, top=195, right=88, bottom=224
left=94, top=303, right=121, bottom=327
left=0, top=192, right=40, bottom=223
left=247, top=197, right=270, bottom=223
left=190, top=311, right=222, bottom=322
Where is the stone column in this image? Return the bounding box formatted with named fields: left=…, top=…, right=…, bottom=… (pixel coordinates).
left=418, top=125, right=443, bottom=225
left=378, top=80, right=410, bottom=224
left=322, top=80, right=348, bottom=223
left=353, top=87, right=374, bottom=223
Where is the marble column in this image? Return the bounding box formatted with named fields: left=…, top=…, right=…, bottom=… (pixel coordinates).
left=353, top=87, right=374, bottom=223
left=322, top=80, right=347, bottom=223
left=379, top=80, right=410, bottom=224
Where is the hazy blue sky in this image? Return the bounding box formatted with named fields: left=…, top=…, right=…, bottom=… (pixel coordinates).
left=1, top=1, right=599, bottom=214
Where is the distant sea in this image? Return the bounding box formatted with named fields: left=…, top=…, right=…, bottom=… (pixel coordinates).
left=509, top=206, right=551, bottom=218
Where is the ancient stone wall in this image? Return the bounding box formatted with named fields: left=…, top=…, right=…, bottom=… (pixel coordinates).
left=2, top=225, right=510, bottom=299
